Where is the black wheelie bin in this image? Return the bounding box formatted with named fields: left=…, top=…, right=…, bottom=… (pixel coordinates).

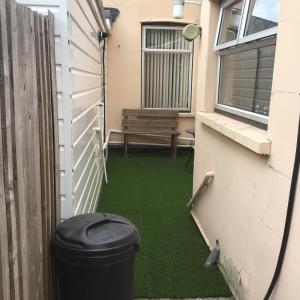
left=52, top=213, right=140, bottom=300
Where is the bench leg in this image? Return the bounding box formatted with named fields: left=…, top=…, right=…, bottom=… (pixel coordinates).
left=171, top=135, right=178, bottom=159
left=124, top=134, right=128, bottom=157
left=174, top=135, right=178, bottom=158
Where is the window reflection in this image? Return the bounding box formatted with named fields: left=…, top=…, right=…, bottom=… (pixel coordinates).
left=245, top=0, right=279, bottom=36
left=219, top=44, right=276, bottom=116
left=218, top=0, right=244, bottom=44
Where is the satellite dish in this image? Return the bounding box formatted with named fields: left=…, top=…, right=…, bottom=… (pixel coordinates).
left=225, top=30, right=236, bottom=42
left=183, top=24, right=201, bottom=41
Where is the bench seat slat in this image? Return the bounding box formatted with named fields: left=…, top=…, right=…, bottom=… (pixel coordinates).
left=123, top=109, right=178, bottom=118
left=123, top=119, right=177, bottom=128
left=122, top=109, right=180, bottom=158
left=123, top=130, right=180, bottom=135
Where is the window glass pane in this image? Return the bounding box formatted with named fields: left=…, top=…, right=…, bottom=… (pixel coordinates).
left=245, top=0, right=279, bottom=36
left=218, top=0, right=244, bottom=45
left=144, top=52, right=192, bottom=109
left=145, top=28, right=192, bottom=51
left=218, top=44, right=276, bottom=116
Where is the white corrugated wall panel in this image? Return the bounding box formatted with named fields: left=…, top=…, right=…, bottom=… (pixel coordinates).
left=71, top=70, right=102, bottom=94
left=72, top=88, right=103, bottom=118
left=74, top=160, right=98, bottom=215
left=72, top=105, right=99, bottom=143
left=69, top=0, right=105, bottom=215
left=73, top=141, right=96, bottom=186
left=73, top=119, right=98, bottom=164
left=71, top=44, right=102, bottom=74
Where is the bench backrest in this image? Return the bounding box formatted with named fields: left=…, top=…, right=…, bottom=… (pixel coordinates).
left=122, top=109, right=179, bottom=134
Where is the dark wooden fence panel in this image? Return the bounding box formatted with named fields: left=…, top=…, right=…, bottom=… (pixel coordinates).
left=0, top=1, right=60, bottom=299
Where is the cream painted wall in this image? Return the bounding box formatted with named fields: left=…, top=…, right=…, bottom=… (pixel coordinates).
left=103, top=0, right=201, bottom=144
left=193, top=1, right=300, bottom=300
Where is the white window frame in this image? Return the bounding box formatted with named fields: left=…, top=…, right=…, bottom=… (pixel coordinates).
left=214, top=0, right=247, bottom=51
left=141, top=25, right=194, bottom=111
left=215, top=54, right=270, bottom=124
left=214, top=0, right=278, bottom=51
left=214, top=0, right=279, bottom=124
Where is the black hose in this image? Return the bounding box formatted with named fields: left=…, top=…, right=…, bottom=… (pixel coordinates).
left=263, top=116, right=300, bottom=300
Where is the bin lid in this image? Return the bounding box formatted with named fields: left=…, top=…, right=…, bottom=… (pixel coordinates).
left=53, top=213, right=140, bottom=255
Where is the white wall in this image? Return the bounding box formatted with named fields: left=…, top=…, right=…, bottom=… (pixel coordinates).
left=18, top=0, right=107, bottom=219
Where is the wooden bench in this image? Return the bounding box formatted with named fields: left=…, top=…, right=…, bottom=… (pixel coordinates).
left=122, top=109, right=180, bottom=158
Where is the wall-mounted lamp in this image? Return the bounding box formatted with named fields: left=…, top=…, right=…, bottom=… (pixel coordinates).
left=173, top=0, right=185, bottom=19
left=104, top=7, right=120, bottom=31
left=173, top=0, right=204, bottom=19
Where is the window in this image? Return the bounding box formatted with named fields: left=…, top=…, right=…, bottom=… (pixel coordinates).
left=215, top=0, right=279, bottom=49
left=244, top=0, right=280, bottom=37
left=217, top=0, right=244, bottom=46
left=142, top=25, right=193, bottom=111
left=215, top=0, right=279, bottom=124
left=219, top=41, right=276, bottom=117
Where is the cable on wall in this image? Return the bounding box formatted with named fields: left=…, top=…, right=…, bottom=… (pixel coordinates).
left=263, top=116, right=300, bottom=300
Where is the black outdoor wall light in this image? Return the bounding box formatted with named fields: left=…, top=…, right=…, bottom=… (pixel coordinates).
left=98, top=31, right=109, bottom=42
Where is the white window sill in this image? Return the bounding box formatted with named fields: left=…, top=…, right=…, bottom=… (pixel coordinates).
left=196, top=112, right=271, bottom=155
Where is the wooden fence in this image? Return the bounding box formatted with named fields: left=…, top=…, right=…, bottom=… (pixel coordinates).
left=0, top=0, right=60, bottom=299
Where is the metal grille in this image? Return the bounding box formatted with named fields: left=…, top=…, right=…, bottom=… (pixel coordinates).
left=142, top=26, right=193, bottom=111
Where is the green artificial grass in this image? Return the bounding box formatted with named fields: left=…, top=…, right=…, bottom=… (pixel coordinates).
left=97, top=148, right=231, bottom=299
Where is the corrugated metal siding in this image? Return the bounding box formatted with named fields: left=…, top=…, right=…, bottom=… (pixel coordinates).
left=69, top=0, right=105, bottom=215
